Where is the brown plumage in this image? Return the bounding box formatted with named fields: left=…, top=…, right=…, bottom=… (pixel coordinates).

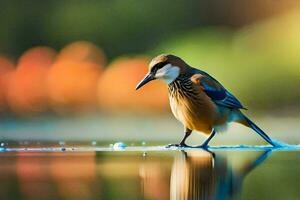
left=136, top=54, right=277, bottom=147
left=169, top=75, right=217, bottom=134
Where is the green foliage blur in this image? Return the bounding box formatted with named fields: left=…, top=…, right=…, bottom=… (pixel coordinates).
left=0, top=0, right=299, bottom=111
left=0, top=0, right=203, bottom=59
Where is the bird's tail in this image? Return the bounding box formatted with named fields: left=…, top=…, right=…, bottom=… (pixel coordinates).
left=238, top=113, right=276, bottom=147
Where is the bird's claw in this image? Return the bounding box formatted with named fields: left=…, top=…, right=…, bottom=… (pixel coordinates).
left=194, top=144, right=209, bottom=149
left=166, top=143, right=210, bottom=149
left=166, top=143, right=190, bottom=148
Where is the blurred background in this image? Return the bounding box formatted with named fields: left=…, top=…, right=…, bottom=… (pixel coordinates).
left=0, top=0, right=300, bottom=144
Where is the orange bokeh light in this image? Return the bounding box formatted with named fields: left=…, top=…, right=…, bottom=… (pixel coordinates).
left=97, top=57, right=169, bottom=114
left=0, top=56, right=14, bottom=112
left=6, top=47, right=56, bottom=114
left=47, top=61, right=102, bottom=113
left=56, top=41, right=106, bottom=66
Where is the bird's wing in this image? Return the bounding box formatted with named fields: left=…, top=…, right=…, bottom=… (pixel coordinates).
left=191, top=72, right=246, bottom=110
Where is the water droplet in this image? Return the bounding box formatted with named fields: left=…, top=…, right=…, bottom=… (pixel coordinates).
left=91, top=141, right=97, bottom=146
left=113, top=142, right=127, bottom=150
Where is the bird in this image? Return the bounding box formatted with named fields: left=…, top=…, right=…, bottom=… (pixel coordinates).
left=135, top=54, right=277, bottom=148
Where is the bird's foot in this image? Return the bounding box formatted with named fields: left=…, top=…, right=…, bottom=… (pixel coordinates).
left=194, top=144, right=209, bottom=149
left=269, top=140, right=286, bottom=148
left=166, top=143, right=191, bottom=148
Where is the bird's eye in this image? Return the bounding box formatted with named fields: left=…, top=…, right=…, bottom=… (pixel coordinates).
left=152, top=62, right=168, bottom=73
left=150, top=66, right=156, bottom=73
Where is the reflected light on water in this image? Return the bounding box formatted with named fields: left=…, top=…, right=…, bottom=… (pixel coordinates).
left=0, top=149, right=299, bottom=200
left=170, top=150, right=271, bottom=200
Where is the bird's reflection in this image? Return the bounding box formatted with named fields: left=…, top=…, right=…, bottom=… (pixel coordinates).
left=170, top=150, right=272, bottom=200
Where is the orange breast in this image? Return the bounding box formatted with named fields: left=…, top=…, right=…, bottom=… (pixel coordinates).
left=169, top=91, right=218, bottom=134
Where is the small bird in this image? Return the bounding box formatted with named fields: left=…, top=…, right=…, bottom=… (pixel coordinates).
left=136, top=54, right=277, bottom=148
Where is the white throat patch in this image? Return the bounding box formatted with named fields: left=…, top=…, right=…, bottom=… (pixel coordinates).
left=155, top=64, right=180, bottom=84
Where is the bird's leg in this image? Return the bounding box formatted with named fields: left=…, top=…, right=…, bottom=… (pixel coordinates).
left=179, top=128, right=192, bottom=146
left=195, top=129, right=216, bottom=149
left=166, top=128, right=192, bottom=148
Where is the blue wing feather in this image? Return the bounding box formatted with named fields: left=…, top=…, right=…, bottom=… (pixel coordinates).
left=192, top=68, right=246, bottom=110
left=200, top=80, right=226, bottom=100
left=215, top=91, right=245, bottom=109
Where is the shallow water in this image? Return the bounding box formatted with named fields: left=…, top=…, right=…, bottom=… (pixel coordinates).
left=0, top=144, right=300, bottom=200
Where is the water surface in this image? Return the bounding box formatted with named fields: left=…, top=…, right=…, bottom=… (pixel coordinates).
left=0, top=145, right=299, bottom=200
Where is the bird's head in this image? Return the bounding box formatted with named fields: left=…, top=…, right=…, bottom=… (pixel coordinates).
left=135, top=54, right=187, bottom=90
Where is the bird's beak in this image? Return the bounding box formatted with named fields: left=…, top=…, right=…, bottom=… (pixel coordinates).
left=135, top=73, right=155, bottom=90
